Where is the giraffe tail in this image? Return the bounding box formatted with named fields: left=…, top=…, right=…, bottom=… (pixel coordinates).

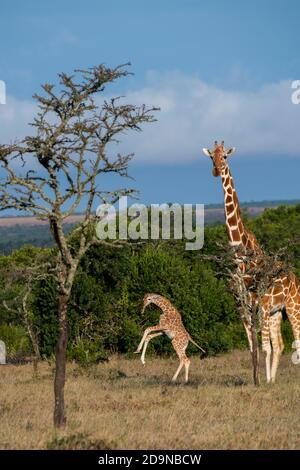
left=189, top=337, right=206, bottom=353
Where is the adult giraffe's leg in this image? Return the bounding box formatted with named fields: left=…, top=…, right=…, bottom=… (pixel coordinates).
left=285, top=303, right=300, bottom=367
left=269, top=311, right=284, bottom=383
left=140, top=332, right=163, bottom=365
left=134, top=324, right=163, bottom=353
left=261, top=309, right=272, bottom=383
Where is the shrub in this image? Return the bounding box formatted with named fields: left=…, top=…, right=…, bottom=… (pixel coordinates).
left=0, top=324, right=31, bottom=359
left=15, top=203, right=300, bottom=360
left=67, top=338, right=108, bottom=365
left=47, top=432, right=113, bottom=450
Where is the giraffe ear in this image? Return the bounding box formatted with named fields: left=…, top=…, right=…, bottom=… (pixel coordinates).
left=225, top=147, right=236, bottom=157
left=202, top=148, right=212, bottom=157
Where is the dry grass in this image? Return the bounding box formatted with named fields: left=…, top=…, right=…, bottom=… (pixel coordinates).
left=0, top=350, right=299, bottom=450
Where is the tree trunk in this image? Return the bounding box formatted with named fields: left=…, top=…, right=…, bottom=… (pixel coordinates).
left=53, top=293, right=69, bottom=428
left=250, top=303, right=260, bottom=387
left=22, top=307, right=40, bottom=374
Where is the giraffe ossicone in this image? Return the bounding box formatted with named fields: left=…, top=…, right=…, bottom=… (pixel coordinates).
left=135, top=293, right=205, bottom=383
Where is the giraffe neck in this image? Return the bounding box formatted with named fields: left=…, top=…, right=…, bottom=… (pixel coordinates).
left=151, top=295, right=169, bottom=310
left=220, top=165, right=262, bottom=254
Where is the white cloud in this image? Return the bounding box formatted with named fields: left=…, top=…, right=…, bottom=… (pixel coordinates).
left=120, top=71, right=300, bottom=162
left=1, top=71, right=300, bottom=163
left=0, top=95, right=37, bottom=143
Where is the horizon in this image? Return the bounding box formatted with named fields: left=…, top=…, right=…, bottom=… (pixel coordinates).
left=0, top=197, right=299, bottom=220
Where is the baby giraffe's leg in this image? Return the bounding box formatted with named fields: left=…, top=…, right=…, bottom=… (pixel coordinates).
left=140, top=332, right=163, bottom=365
left=171, top=338, right=190, bottom=383
left=135, top=325, right=162, bottom=353
left=184, top=355, right=190, bottom=383
left=172, top=359, right=184, bottom=382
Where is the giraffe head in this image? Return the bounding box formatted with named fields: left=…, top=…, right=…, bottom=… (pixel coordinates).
left=202, top=141, right=236, bottom=177
left=142, top=293, right=159, bottom=313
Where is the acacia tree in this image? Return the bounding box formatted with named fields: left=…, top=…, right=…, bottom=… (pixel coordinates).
left=0, top=64, right=157, bottom=427
left=199, top=244, right=291, bottom=386
left=0, top=247, right=56, bottom=373
left=1, top=256, right=43, bottom=369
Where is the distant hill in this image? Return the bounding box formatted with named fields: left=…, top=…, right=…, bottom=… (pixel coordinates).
left=205, top=199, right=300, bottom=209
left=0, top=200, right=299, bottom=254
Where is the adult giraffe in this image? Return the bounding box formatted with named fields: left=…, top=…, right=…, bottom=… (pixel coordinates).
left=202, top=141, right=300, bottom=383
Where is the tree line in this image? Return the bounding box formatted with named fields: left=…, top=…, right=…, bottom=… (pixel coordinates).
left=1, top=203, right=299, bottom=363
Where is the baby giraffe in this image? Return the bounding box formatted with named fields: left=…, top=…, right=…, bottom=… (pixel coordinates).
left=135, top=293, right=205, bottom=383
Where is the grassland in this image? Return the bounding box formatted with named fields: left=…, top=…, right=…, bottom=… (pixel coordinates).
left=0, top=350, right=299, bottom=450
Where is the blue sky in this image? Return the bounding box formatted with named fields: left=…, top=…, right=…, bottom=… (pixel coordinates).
left=1, top=0, right=300, bottom=205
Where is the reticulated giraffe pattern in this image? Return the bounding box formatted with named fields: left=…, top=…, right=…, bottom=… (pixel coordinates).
left=135, top=293, right=205, bottom=383
left=203, top=141, right=300, bottom=382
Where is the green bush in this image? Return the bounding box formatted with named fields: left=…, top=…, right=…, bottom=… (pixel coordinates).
left=67, top=338, right=108, bottom=365
left=32, top=276, right=58, bottom=357
left=3, top=203, right=300, bottom=361
left=281, top=317, right=295, bottom=352
left=31, top=243, right=241, bottom=358
left=0, top=324, right=31, bottom=359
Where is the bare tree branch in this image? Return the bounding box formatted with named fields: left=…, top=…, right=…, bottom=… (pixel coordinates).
left=0, top=63, right=158, bottom=428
